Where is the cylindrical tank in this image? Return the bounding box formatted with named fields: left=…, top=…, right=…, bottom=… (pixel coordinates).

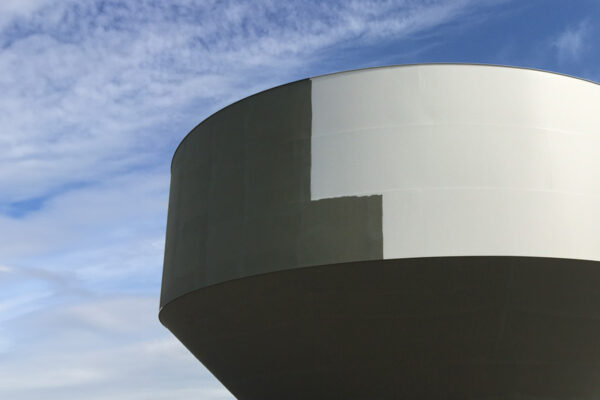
left=159, top=64, right=600, bottom=399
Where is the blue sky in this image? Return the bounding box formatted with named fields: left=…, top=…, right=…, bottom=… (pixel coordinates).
left=0, top=0, right=598, bottom=398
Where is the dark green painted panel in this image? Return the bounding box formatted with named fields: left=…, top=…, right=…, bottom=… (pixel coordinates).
left=161, top=80, right=383, bottom=306
left=298, top=196, right=383, bottom=266
left=160, top=256, right=600, bottom=400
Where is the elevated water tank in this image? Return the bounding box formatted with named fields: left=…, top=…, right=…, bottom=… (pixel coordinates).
left=160, top=64, right=600, bottom=399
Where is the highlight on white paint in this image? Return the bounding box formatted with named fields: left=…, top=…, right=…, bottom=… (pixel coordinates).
left=310, top=65, right=600, bottom=261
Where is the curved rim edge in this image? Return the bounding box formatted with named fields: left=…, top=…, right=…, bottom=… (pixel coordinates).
left=158, top=254, right=600, bottom=322
left=170, top=62, right=600, bottom=172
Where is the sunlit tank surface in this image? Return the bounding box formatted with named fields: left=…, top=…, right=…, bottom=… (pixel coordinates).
left=159, top=64, right=600, bottom=399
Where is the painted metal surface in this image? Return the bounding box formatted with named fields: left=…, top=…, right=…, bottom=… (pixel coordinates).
left=160, top=256, right=600, bottom=399
left=161, top=79, right=382, bottom=307
left=311, top=64, right=600, bottom=261
left=160, top=64, right=600, bottom=399
left=162, top=64, right=600, bottom=307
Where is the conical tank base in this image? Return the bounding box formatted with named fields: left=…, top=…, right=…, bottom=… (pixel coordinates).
left=160, top=256, right=600, bottom=399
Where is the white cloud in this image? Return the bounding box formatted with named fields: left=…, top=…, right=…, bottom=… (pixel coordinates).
left=554, top=20, right=590, bottom=62
left=0, top=265, right=13, bottom=272
left=0, top=0, right=50, bottom=28
left=0, top=290, right=52, bottom=316
left=0, top=295, right=232, bottom=399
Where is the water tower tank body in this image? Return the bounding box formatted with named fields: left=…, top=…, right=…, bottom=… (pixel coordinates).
left=159, top=65, right=600, bottom=399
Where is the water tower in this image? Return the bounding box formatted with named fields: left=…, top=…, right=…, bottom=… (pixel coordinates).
left=160, top=64, right=600, bottom=399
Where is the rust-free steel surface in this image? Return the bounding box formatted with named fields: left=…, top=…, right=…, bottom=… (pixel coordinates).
left=160, top=256, right=600, bottom=399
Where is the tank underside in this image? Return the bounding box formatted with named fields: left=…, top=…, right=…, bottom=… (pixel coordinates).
left=160, top=256, right=600, bottom=399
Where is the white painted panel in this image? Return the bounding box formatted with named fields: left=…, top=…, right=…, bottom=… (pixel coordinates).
left=310, top=65, right=600, bottom=262
left=312, top=125, right=600, bottom=199
left=382, top=189, right=600, bottom=260
left=312, top=65, right=600, bottom=137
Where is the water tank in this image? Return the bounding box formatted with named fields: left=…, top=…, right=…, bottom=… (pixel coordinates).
left=159, top=64, right=600, bottom=399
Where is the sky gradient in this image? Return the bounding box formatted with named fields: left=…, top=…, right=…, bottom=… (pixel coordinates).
left=1, top=0, right=599, bottom=398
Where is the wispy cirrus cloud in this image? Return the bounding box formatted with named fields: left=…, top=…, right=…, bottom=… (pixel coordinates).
left=0, top=295, right=231, bottom=400
left=553, top=19, right=592, bottom=63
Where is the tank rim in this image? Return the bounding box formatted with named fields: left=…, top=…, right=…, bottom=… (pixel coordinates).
left=170, top=62, right=600, bottom=171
